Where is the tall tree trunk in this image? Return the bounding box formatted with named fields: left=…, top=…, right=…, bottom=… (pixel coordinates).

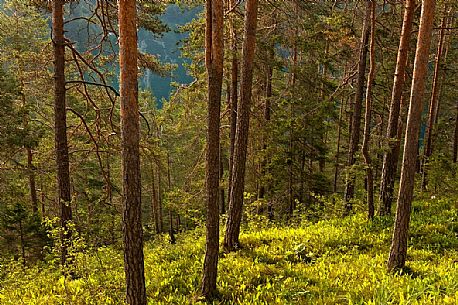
left=118, top=0, right=146, bottom=303
left=19, top=218, right=25, bottom=265
left=27, top=148, right=38, bottom=215
left=224, top=0, right=259, bottom=252
left=227, top=0, right=239, bottom=202
left=388, top=0, right=436, bottom=271
left=40, top=178, right=46, bottom=217
left=288, top=40, right=298, bottom=218
left=379, top=0, right=416, bottom=216
left=334, top=96, right=347, bottom=193
left=454, top=101, right=458, bottom=163
left=361, top=0, right=376, bottom=220
left=201, top=0, right=224, bottom=299
left=344, top=0, right=371, bottom=213
left=258, top=52, right=273, bottom=203
left=219, top=144, right=225, bottom=214
left=166, top=152, right=176, bottom=242
left=319, top=40, right=330, bottom=173
left=421, top=11, right=447, bottom=190
left=52, top=0, right=72, bottom=268
left=157, top=160, right=163, bottom=230
left=150, top=162, right=161, bottom=233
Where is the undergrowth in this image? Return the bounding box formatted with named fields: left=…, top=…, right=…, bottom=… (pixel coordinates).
left=0, top=197, right=457, bottom=304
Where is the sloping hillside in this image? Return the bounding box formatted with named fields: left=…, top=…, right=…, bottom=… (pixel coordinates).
left=1, top=197, right=457, bottom=304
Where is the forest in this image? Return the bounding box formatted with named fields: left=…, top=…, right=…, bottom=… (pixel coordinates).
left=0, top=0, right=457, bottom=304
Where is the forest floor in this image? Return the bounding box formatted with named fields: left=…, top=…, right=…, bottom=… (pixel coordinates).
left=0, top=197, right=457, bottom=304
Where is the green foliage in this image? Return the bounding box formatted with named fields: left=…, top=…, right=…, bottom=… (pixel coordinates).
left=0, top=198, right=456, bottom=304
left=0, top=69, right=22, bottom=153
left=0, top=203, right=49, bottom=263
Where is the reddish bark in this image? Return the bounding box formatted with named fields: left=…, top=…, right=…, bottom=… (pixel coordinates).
left=52, top=0, right=72, bottom=268
left=379, top=0, right=416, bottom=216
left=388, top=0, right=436, bottom=271
left=118, top=0, right=147, bottom=303
left=201, top=0, right=224, bottom=299
left=224, top=0, right=259, bottom=251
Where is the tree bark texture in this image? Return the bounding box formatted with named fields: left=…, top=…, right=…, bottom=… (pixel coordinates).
left=388, top=0, right=436, bottom=271
left=344, top=0, right=371, bottom=213
left=379, top=0, right=415, bottom=216
left=421, top=11, right=447, bottom=190
left=361, top=0, right=376, bottom=220
left=201, top=0, right=224, bottom=299
left=224, top=0, right=259, bottom=252
left=118, top=0, right=147, bottom=303
left=228, top=0, right=239, bottom=203
left=52, top=0, right=73, bottom=268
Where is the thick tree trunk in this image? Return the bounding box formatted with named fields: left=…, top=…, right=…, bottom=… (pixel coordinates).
left=52, top=0, right=72, bottom=268
left=201, top=0, right=224, bottom=299
left=224, top=0, right=258, bottom=252
left=388, top=0, right=435, bottom=271
left=361, top=0, right=376, bottom=220
left=379, top=0, right=416, bottom=216
left=227, top=0, right=239, bottom=203
left=118, top=0, right=147, bottom=304
left=344, top=0, right=371, bottom=213
left=421, top=12, right=447, bottom=190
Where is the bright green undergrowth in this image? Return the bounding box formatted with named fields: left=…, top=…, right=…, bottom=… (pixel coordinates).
left=0, top=197, right=457, bottom=304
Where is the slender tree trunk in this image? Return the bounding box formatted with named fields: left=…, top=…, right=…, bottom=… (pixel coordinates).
left=361, top=0, right=376, bottom=220
left=165, top=153, right=176, bottom=241
left=454, top=101, right=458, bottom=163
left=106, top=149, right=116, bottom=245
left=388, top=0, right=436, bottom=271
left=52, top=0, right=72, bottom=268
left=27, top=148, right=39, bottom=215
left=157, top=161, right=163, bottom=230
left=421, top=11, right=447, bottom=190
left=379, top=0, right=416, bottom=216
left=201, top=0, right=224, bottom=299
left=288, top=23, right=298, bottom=218
left=219, top=144, right=225, bottom=214
left=344, top=1, right=371, bottom=213
left=334, top=97, right=347, bottom=193
left=258, top=53, right=273, bottom=202
left=118, top=0, right=146, bottom=303
left=319, top=41, right=330, bottom=173
left=224, top=0, right=259, bottom=252
left=265, top=61, right=274, bottom=221
left=168, top=210, right=176, bottom=244
left=150, top=162, right=161, bottom=233
left=228, top=0, right=239, bottom=202
left=19, top=219, right=25, bottom=265
left=40, top=178, right=46, bottom=217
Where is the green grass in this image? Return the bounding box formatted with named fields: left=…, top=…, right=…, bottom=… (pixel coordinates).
left=0, top=197, right=457, bottom=304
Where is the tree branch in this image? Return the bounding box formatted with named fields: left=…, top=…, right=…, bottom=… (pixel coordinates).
left=65, top=80, right=119, bottom=96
